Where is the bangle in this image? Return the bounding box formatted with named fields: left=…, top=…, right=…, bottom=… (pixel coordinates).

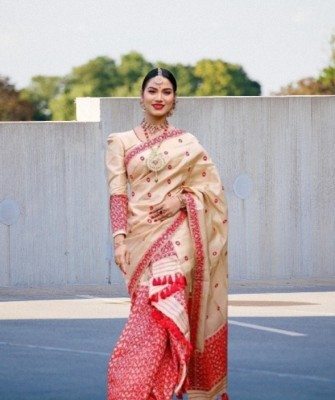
left=177, top=193, right=186, bottom=208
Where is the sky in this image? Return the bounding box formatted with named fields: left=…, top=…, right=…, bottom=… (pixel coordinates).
left=0, top=0, right=334, bottom=95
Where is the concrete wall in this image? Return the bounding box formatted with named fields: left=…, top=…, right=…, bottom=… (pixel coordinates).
left=0, top=96, right=334, bottom=287
left=0, top=122, right=110, bottom=286
left=77, top=96, right=335, bottom=281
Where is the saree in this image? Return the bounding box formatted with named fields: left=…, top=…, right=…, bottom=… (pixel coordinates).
left=106, top=128, right=228, bottom=400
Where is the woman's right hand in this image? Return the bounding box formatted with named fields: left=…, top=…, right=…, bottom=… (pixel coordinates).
left=114, top=235, right=130, bottom=274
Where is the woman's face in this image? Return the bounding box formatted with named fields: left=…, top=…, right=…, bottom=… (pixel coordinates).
left=142, top=77, right=175, bottom=119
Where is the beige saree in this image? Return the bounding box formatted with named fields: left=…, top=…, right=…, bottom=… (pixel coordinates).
left=106, top=128, right=228, bottom=400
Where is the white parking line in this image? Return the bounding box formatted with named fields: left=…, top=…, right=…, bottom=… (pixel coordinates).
left=0, top=317, right=306, bottom=359
left=228, top=320, right=306, bottom=336
left=0, top=341, right=109, bottom=356
left=231, top=367, right=333, bottom=383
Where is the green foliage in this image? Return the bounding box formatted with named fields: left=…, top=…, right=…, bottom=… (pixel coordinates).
left=116, top=52, right=153, bottom=96
left=15, top=52, right=262, bottom=121
left=0, top=76, right=34, bottom=121
left=194, top=59, right=231, bottom=95
left=276, top=34, right=335, bottom=95
left=156, top=62, right=199, bottom=96
left=70, top=56, right=120, bottom=96
left=20, top=75, right=62, bottom=120
left=194, top=59, right=260, bottom=96
left=5, top=33, right=335, bottom=121
left=318, top=35, right=335, bottom=92
left=49, top=56, right=121, bottom=120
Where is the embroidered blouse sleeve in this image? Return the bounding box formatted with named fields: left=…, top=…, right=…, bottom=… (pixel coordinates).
left=106, top=134, right=128, bottom=238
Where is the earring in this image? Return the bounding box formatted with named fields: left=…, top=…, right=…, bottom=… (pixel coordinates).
left=167, top=100, right=177, bottom=117
left=140, top=99, right=146, bottom=113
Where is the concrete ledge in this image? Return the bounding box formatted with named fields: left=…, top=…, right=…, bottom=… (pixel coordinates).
left=0, top=287, right=334, bottom=320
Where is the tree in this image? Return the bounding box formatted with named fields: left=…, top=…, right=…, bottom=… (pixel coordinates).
left=194, top=59, right=261, bottom=96
left=49, top=56, right=121, bottom=120
left=318, top=34, right=335, bottom=93
left=20, top=52, right=262, bottom=121
left=0, top=76, right=34, bottom=121
left=225, top=63, right=261, bottom=96
left=276, top=34, right=335, bottom=95
left=113, top=52, right=153, bottom=96
left=49, top=53, right=153, bottom=119
left=274, top=77, right=332, bottom=95
left=156, top=62, right=199, bottom=96
left=69, top=56, right=120, bottom=96
left=20, top=75, right=62, bottom=120
left=194, top=60, right=231, bottom=96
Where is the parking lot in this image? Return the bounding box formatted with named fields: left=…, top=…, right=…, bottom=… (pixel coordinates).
left=0, top=282, right=334, bottom=400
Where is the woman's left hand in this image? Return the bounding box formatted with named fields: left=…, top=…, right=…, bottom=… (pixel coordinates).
left=149, top=195, right=182, bottom=222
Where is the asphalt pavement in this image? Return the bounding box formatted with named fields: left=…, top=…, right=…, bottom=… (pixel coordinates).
left=0, top=280, right=334, bottom=400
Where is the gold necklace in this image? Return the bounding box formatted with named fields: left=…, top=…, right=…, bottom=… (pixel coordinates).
left=143, top=124, right=168, bottom=182
left=141, top=119, right=168, bottom=135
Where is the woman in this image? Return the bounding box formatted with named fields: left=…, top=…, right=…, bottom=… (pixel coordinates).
left=106, top=68, right=229, bottom=400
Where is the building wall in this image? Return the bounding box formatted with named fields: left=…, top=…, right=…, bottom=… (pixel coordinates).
left=0, top=96, right=334, bottom=287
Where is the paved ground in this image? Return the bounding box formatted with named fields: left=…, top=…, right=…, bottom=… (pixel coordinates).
left=0, top=280, right=334, bottom=399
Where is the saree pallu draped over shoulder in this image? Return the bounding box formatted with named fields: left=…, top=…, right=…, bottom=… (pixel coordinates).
left=106, top=129, right=229, bottom=400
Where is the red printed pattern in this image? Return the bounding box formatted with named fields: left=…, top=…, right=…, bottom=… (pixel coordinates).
left=125, top=129, right=185, bottom=167
left=184, top=193, right=228, bottom=396
left=183, top=192, right=205, bottom=346
left=128, top=210, right=187, bottom=295
left=110, top=194, right=128, bottom=233
left=151, top=240, right=176, bottom=263
left=188, top=324, right=228, bottom=391
left=108, top=286, right=179, bottom=400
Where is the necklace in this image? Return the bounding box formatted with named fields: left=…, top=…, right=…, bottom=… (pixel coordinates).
left=142, top=123, right=168, bottom=182
left=141, top=119, right=169, bottom=135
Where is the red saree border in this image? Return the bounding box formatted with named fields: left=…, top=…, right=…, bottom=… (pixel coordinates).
left=185, top=192, right=229, bottom=398
left=125, top=129, right=185, bottom=167
left=188, top=324, right=228, bottom=391
left=184, top=192, right=205, bottom=347
left=128, top=210, right=187, bottom=295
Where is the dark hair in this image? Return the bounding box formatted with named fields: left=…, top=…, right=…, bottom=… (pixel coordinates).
left=141, top=68, right=177, bottom=93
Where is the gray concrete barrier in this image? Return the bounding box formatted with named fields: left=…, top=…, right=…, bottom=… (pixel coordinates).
left=0, top=122, right=110, bottom=286
left=0, top=96, right=334, bottom=287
